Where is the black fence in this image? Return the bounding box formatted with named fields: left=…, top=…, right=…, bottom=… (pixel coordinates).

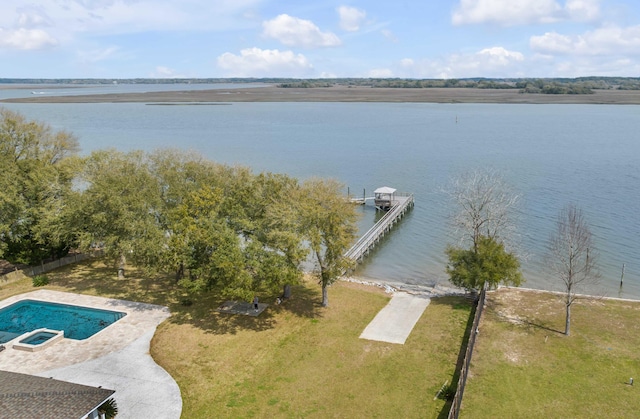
left=448, top=284, right=487, bottom=419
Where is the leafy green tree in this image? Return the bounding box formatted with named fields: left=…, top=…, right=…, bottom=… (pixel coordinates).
left=71, top=150, right=164, bottom=277
left=222, top=170, right=307, bottom=295
left=298, top=178, right=358, bottom=307
left=168, top=185, right=247, bottom=296
left=446, top=169, right=522, bottom=292
left=0, top=108, right=79, bottom=263
left=149, top=149, right=229, bottom=280
left=445, top=236, right=522, bottom=292
left=151, top=151, right=305, bottom=300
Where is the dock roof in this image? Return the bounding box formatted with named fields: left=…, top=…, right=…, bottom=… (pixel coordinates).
left=374, top=186, right=396, bottom=194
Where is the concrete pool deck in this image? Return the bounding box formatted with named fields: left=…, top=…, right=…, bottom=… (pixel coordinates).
left=0, top=289, right=181, bottom=418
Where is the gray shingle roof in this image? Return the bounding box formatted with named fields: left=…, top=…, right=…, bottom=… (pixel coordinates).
left=0, top=370, right=115, bottom=419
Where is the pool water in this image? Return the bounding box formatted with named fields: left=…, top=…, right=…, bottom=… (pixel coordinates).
left=0, top=300, right=126, bottom=344
left=20, top=331, right=58, bottom=345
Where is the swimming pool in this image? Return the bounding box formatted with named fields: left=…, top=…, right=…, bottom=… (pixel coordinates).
left=0, top=299, right=126, bottom=344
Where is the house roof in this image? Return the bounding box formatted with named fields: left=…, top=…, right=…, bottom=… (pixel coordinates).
left=0, top=370, right=115, bottom=419
left=374, top=186, right=396, bottom=194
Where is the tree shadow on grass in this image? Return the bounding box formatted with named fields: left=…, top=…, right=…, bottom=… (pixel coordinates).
left=522, top=319, right=564, bottom=335
left=168, top=283, right=324, bottom=335
left=484, top=291, right=565, bottom=335
left=427, top=296, right=475, bottom=419
left=42, top=259, right=325, bottom=335
left=44, top=260, right=177, bottom=307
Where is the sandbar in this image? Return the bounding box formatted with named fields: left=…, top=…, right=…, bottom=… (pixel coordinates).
left=3, top=85, right=640, bottom=104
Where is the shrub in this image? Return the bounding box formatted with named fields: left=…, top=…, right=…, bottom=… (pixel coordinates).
left=32, top=275, right=49, bottom=287
left=98, top=398, right=118, bottom=418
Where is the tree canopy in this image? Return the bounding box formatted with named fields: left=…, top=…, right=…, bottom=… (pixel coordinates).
left=445, top=169, right=522, bottom=292
left=70, top=148, right=311, bottom=300
left=446, top=236, right=522, bottom=292
left=0, top=108, right=79, bottom=263
left=297, top=178, right=358, bottom=307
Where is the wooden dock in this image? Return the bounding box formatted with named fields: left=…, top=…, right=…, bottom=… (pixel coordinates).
left=344, top=193, right=414, bottom=263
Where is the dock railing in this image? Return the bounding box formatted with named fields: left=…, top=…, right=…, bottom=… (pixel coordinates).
left=344, top=193, right=414, bottom=262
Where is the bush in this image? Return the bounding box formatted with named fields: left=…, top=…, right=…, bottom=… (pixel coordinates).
left=32, top=275, right=49, bottom=287
left=98, top=398, right=118, bottom=418
left=438, top=382, right=457, bottom=401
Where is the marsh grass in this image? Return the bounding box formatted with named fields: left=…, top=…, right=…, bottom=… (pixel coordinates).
left=462, top=288, right=640, bottom=418
left=0, top=259, right=472, bottom=418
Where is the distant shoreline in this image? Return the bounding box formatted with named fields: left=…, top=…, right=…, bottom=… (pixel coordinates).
left=4, top=86, right=640, bottom=104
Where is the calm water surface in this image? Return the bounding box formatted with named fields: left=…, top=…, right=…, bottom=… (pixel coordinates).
left=2, top=86, right=639, bottom=298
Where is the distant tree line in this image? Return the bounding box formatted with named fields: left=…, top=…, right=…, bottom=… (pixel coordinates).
left=277, top=77, right=640, bottom=94
left=3, top=77, right=640, bottom=93
left=0, top=108, right=357, bottom=306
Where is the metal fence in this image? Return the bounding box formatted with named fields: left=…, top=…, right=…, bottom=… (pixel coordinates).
left=0, top=252, right=101, bottom=286
left=448, top=284, right=487, bottom=419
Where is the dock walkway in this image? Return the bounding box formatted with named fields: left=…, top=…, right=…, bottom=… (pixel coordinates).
left=344, top=193, right=414, bottom=263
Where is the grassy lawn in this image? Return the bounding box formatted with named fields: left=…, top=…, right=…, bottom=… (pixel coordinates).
left=0, top=259, right=472, bottom=418
left=462, top=288, right=640, bottom=419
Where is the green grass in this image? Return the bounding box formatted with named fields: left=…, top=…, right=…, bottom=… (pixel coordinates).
left=462, top=288, right=640, bottom=419
left=0, top=259, right=472, bottom=418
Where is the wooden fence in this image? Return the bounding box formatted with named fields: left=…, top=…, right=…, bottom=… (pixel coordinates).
left=448, top=285, right=487, bottom=419
left=0, top=252, right=101, bottom=286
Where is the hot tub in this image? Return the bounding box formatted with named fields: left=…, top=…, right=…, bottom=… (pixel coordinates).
left=13, top=328, right=64, bottom=352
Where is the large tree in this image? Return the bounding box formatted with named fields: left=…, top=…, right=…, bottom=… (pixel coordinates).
left=548, top=204, right=600, bottom=336
left=150, top=151, right=306, bottom=300
left=0, top=108, right=79, bottom=263
left=298, top=178, right=358, bottom=307
left=446, top=236, right=522, bottom=292
left=448, top=168, right=520, bottom=253
left=71, top=150, right=164, bottom=277
left=445, top=169, right=522, bottom=292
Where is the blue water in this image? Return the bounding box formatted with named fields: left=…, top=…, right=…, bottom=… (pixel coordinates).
left=20, top=331, right=57, bottom=345
left=0, top=300, right=126, bottom=343
left=1, top=85, right=639, bottom=298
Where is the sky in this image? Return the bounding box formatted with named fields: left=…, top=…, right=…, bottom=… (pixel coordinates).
left=1, top=0, right=640, bottom=79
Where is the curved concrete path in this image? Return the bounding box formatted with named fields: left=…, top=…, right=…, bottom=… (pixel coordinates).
left=0, top=290, right=181, bottom=418
left=37, top=330, right=182, bottom=418
left=359, top=292, right=431, bottom=344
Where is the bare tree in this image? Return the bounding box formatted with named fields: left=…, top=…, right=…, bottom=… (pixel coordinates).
left=449, top=168, right=520, bottom=253
left=548, top=204, right=600, bottom=336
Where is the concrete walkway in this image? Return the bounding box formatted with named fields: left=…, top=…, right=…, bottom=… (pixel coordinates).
left=360, top=292, right=431, bottom=344
left=38, top=330, right=182, bottom=418
left=0, top=290, right=181, bottom=418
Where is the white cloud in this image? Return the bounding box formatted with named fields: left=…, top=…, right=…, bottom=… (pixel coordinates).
left=398, top=46, right=526, bottom=78
left=477, top=46, right=525, bottom=64
left=262, top=14, right=341, bottom=48
left=564, top=0, right=601, bottom=21
left=150, top=66, right=186, bottom=78
left=16, top=6, right=54, bottom=28
left=400, top=58, right=415, bottom=67
left=381, top=29, right=398, bottom=42
left=76, top=46, right=120, bottom=64
left=368, top=68, right=394, bottom=78
left=452, top=0, right=601, bottom=26
left=337, top=6, right=366, bottom=32
left=531, top=25, right=640, bottom=56
left=217, top=47, right=314, bottom=77
left=0, top=28, right=58, bottom=50
left=1, top=0, right=262, bottom=36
